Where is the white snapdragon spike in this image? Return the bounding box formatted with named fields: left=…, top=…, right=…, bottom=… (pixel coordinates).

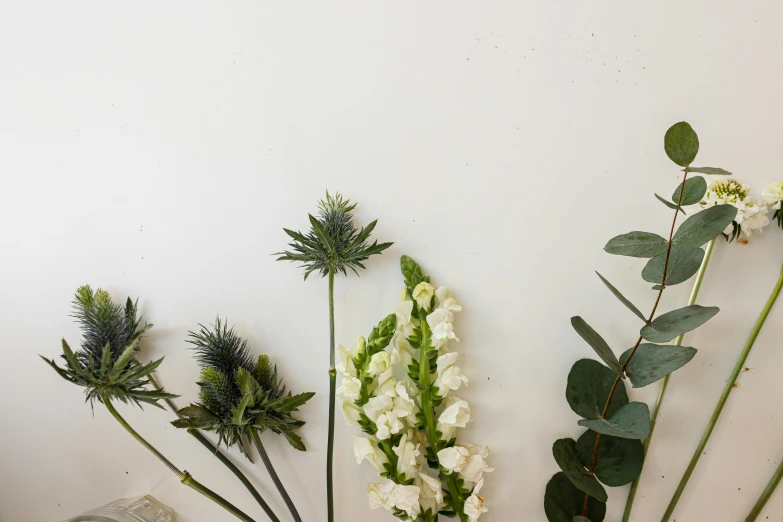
left=412, top=281, right=435, bottom=310
left=354, top=437, right=388, bottom=473
left=417, top=472, right=445, bottom=514
left=368, top=351, right=391, bottom=377
left=435, top=351, right=468, bottom=397
left=699, top=178, right=770, bottom=240
left=464, top=477, right=488, bottom=522
left=393, top=432, right=421, bottom=480
left=437, top=395, right=471, bottom=440
left=762, top=182, right=783, bottom=210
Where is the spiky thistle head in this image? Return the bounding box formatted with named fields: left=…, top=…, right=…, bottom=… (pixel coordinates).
left=276, top=190, right=393, bottom=279
left=41, top=285, right=177, bottom=409
left=173, top=319, right=315, bottom=456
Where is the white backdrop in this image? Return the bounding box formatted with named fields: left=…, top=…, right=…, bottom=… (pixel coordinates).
left=2, top=2, right=783, bottom=521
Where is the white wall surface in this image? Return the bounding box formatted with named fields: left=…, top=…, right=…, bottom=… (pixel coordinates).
left=2, top=2, right=783, bottom=521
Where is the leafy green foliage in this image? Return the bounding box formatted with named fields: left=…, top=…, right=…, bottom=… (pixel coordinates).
left=578, top=402, right=651, bottom=439
left=620, top=344, right=697, bottom=388
left=642, top=246, right=704, bottom=287
left=544, top=473, right=606, bottom=522
left=570, top=317, right=622, bottom=374
left=566, top=360, right=628, bottom=420
left=671, top=204, right=738, bottom=250
left=672, top=177, right=707, bottom=206
left=595, top=272, right=646, bottom=322
left=684, top=167, right=732, bottom=176
left=42, top=286, right=176, bottom=409
left=655, top=193, right=686, bottom=214
left=276, top=191, right=393, bottom=279
left=640, top=305, right=719, bottom=343
left=664, top=122, right=699, bottom=167
left=174, top=319, right=314, bottom=455
left=553, top=438, right=607, bottom=502
left=575, top=430, right=643, bottom=487
left=604, top=232, right=669, bottom=258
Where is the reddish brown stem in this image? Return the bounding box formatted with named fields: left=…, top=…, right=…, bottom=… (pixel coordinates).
left=582, top=171, right=689, bottom=516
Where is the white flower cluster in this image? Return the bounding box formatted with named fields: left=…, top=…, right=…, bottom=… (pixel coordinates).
left=338, top=280, right=492, bottom=522
left=696, top=177, right=769, bottom=241
left=763, top=182, right=783, bottom=210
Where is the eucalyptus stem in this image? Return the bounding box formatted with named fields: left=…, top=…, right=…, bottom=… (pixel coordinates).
left=622, top=238, right=715, bottom=522
left=251, top=429, right=303, bottom=522
left=745, top=456, right=783, bottom=521
left=103, top=400, right=257, bottom=522
left=419, top=311, right=467, bottom=522
left=327, top=266, right=336, bottom=522
left=147, top=374, right=280, bottom=522
left=661, top=259, right=783, bottom=522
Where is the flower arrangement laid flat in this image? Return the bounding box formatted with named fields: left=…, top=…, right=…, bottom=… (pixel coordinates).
left=339, top=256, right=492, bottom=522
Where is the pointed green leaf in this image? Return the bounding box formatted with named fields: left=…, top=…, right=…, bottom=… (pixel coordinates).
left=111, top=339, right=140, bottom=377
left=664, top=121, right=699, bottom=167
left=672, top=177, right=707, bottom=206
left=654, top=194, right=686, bottom=214
left=672, top=204, right=738, bottom=250
left=178, top=404, right=219, bottom=420
left=232, top=394, right=253, bottom=426
left=544, top=473, right=606, bottom=522
left=641, top=305, right=719, bottom=343
left=576, top=430, right=643, bottom=487
left=619, top=344, right=697, bottom=388
left=235, top=367, right=259, bottom=402
left=578, top=402, right=651, bottom=439
left=684, top=167, right=732, bottom=176
left=595, top=272, right=646, bottom=322
left=642, top=246, right=704, bottom=287
left=566, top=359, right=628, bottom=420
left=604, top=232, right=668, bottom=258
left=281, top=428, right=307, bottom=451
left=570, top=317, right=622, bottom=374
left=553, top=438, right=607, bottom=502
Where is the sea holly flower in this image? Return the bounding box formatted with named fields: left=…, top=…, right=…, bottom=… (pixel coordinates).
left=697, top=177, right=769, bottom=241
left=339, top=256, right=490, bottom=521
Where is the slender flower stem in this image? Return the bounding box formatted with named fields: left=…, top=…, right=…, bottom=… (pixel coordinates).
left=661, top=259, right=783, bottom=522
left=103, top=400, right=257, bottom=522
left=327, top=266, right=336, bottom=522
left=622, top=238, right=716, bottom=522
left=583, top=171, right=689, bottom=516
left=147, top=375, right=280, bottom=522
left=251, top=429, right=303, bottom=522
left=419, top=311, right=467, bottom=522
left=746, top=456, right=783, bottom=521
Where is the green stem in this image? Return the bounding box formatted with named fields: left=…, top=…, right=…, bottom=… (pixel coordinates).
left=327, top=266, right=336, bottom=522
left=660, top=259, right=783, bottom=522
left=103, top=400, right=256, bottom=522
left=745, top=457, right=783, bottom=521
left=622, top=238, right=715, bottom=522
left=418, top=312, right=467, bottom=522
left=251, top=430, right=302, bottom=522
left=147, top=375, right=280, bottom=522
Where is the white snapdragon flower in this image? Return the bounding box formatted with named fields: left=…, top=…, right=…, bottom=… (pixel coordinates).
left=376, top=368, right=397, bottom=397
left=427, top=308, right=460, bottom=346
left=394, top=298, right=416, bottom=339
left=698, top=178, right=770, bottom=240
left=365, top=479, right=421, bottom=519
left=413, top=282, right=436, bottom=310
left=437, top=445, right=468, bottom=472
left=393, top=432, right=421, bottom=481
left=464, top=477, right=488, bottom=522
left=762, top=182, right=783, bottom=210
left=435, top=352, right=468, bottom=396
left=336, top=344, right=356, bottom=378
left=341, top=400, right=362, bottom=425
left=459, top=443, right=495, bottom=484
left=337, top=375, right=362, bottom=401
left=417, top=472, right=445, bottom=514
left=354, top=437, right=387, bottom=473
left=436, top=287, right=463, bottom=313
left=391, top=334, right=416, bottom=367
left=437, top=395, right=471, bottom=440
left=368, top=351, right=391, bottom=377
left=366, top=479, right=397, bottom=511
left=363, top=386, right=416, bottom=440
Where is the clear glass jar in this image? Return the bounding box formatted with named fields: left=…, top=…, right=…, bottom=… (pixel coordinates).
left=63, top=495, right=176, bottom=522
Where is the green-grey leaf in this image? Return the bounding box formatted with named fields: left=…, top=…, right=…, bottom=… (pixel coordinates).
left=684, top=167, right=732, bottom=176
left=178, top=404, right=219, bottom=421
left=576, top=430, right=644, bottom=487
left=566, top=359, right=628, bottom=420
left=664, top=121, right=699, bottom=167
left=672, top=177, right=707, bottom=206
left=655, top=194, right=686, bottom=214
left=595, top=272, right=646, bottom=322
left=642, top=246, right=704, bottom=287
left=544, top=473, right=606, bottom=522
left=672, top=204, right=738, bottom=250
left=619, top=344, right=697, bottom=388
left=235, top=367, right=259, bottom=400
left=604, top=232, right=669, bottom=258
left=553, top=438, right=608, bottom=502
left=578, top=402, right=651, bottom=439
left=571, top=317, right=622, bottom=374
left=640, top=305, right=719, bottom=343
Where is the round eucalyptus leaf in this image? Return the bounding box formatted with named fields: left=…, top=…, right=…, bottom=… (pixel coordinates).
left=671, top=176, right=707, bottom=206
left=642, top=246, right=704, bottom=287
left=552, top=438, right=607, bottom=502
left=544, top=472, right=606, bottom=522
left=578, top=402, right=651, bottom=439
left=576, top=430, right=644, bottom=487
left=566, top=359, right=628, bottom=420
left=664, top=122, right=699, bottom=167
left=620, top=344, right=697, bottom=388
